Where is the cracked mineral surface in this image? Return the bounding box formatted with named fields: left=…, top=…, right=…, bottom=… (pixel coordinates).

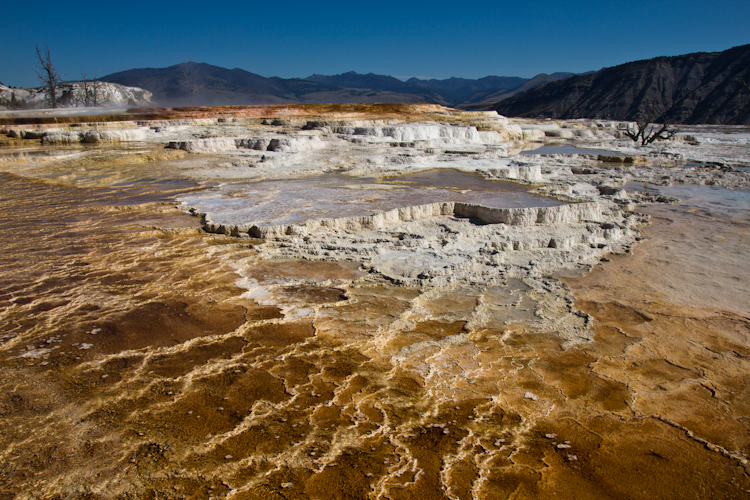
left=0, top=104, right=749, bottom=499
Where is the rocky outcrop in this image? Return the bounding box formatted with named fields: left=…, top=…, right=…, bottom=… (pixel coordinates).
left=487, top=44, right=750, bottom=125
left=199, top=201, right=601, bottom=238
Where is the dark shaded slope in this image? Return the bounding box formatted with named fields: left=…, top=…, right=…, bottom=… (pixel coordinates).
left=462, top=73, right=576, bottom=107
left=487, top=45, right=750, bottom=124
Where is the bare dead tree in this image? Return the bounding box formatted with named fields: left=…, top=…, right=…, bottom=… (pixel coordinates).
left=34, top=43, right=64, bottom=108
left=77, top=70, right=102, bottom=107
left=92, top=70, right=101, bottom=107
left=79, top=72, right=90, bottom=107
left=623, top=101, right=676, bottom=146
left=180, top=62, right=203, bottom=105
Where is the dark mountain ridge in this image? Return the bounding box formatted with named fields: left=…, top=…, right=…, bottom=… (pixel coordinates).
left=400, top=75, right=526, bottom=104
left=304, top=72, right=574, bottom=106
left=103, top=63, right=345, bottom=106
left=101, top=64, right=579, bottom=108
left=306, top=71, right=422, bottom=94
left=484, top=44, right=750, bottom=124
left=101, top=63, right=447, bottom=106
left=406, top=75, right=527, bottom=93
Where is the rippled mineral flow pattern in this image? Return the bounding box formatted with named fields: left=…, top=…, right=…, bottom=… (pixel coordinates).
left=1, top=139, right=750, bottom=498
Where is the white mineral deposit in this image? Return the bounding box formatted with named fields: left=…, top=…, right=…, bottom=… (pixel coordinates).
left=0, top=104, right=748, bottom=499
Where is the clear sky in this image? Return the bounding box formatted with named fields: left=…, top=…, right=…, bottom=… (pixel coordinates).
left=2, top=0, right=749, bottom=87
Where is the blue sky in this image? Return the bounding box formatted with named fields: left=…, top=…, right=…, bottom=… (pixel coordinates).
left=1, top=0, right=749, bottom=87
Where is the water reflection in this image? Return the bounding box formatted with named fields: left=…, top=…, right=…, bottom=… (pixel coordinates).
left=178, top=169, right=564, bottom=228
left=519, top=145, right=628, bottom=156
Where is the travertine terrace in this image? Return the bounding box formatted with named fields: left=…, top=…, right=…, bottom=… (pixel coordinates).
left=1, top=103, right=749, bottom=499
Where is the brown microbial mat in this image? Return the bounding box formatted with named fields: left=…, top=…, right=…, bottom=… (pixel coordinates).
left=1, top=170, right=750, bottom=500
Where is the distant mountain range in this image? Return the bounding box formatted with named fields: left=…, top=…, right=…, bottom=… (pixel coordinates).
left=100, top=64, right=575, bottom=108
left=480, top=44, right=750, bottom=124
left=99, top=44, right=750, bottom=124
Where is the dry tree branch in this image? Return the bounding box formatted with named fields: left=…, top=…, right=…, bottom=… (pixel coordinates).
left=80, top=72, right=90, bottom=107
left=34, top=43, right=63, bottom=109
left=79, top=70, right=103, bottom=107
left=180, top=62, right=204, bottom=105
left=92, top=70, right=101, bottom=107
left=623, top=100, right=676, bottom=146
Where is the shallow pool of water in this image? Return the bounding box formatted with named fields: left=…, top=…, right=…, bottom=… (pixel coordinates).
left=179, top=169, right=564, bottom=227
left=625, top=181, right=750, bottom=222
left=520, top=145, right=628, bottom=156
left=382, top=168, right=533, bottom=192
left=0, top=149, right=80, bottom=159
